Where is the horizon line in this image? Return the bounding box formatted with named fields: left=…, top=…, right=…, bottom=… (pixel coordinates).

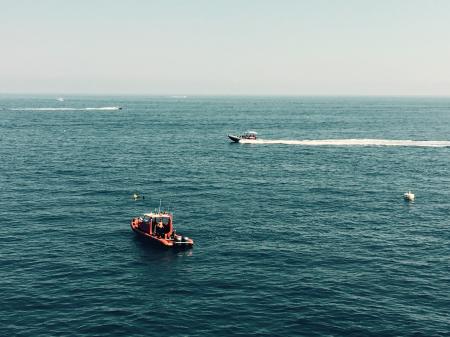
left=1, top=92, right=450, bottom=98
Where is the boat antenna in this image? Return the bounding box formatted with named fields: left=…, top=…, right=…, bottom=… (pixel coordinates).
left=159, top=199, right=162, bottom=213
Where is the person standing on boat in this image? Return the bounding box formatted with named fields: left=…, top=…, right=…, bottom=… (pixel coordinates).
left=156, top=221, right=164, bottom=237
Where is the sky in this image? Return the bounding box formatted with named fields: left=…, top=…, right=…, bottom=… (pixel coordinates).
left=1, top=0, right=450, bottom=95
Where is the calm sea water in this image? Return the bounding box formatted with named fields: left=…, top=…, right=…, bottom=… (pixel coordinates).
left=0, top=96, right=449, bottom=336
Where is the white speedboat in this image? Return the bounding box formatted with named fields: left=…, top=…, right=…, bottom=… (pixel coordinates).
left=228, top=131, right=258, bottom=143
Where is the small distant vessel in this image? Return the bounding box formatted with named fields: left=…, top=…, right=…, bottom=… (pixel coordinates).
left=131, top=210, right=194, bottom=249
left=404, top=191, right=415, bottom=201
left=228, top=131, right=258, bottom=143
left=56, top=97, right=64, bottom=102
left=132, top=193, right=144, bottom=200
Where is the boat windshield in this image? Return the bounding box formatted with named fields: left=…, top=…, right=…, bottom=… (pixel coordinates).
left=153, top=217, right=170, bottom=225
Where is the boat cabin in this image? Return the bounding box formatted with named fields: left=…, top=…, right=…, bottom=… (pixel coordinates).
left=137, top=212, right=174, bottom=239
left=131, top=209, right=193, bottom=248
left=241, top=131, right=257, bottom=140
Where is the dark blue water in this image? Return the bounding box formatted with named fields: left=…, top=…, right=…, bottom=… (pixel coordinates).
left=1, top=96, right=449, bottom=336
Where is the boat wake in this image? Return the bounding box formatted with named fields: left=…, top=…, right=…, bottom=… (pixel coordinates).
left=10, top=106, right=122, bottom=111
left=239, top=138, right=450, bottom=148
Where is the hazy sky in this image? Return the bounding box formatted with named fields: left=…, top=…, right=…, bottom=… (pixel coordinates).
left=1, top=0, right=450, bottom=95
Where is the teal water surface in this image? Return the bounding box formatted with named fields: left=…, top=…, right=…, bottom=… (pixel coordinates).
left=0, top=96, right=449, bottom=336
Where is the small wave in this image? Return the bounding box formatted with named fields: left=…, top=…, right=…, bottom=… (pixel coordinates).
left=85, top=107, right=121, bottom=110
left=10, top=106, right=121, bottom=111
left=239, top=139, right=450, bottom=147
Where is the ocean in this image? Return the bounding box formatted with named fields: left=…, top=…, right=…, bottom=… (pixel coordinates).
left=0, top=96, right=449, bottom=336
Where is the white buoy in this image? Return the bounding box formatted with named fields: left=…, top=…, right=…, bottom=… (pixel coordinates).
left=403, top=191, right=415, bottom=201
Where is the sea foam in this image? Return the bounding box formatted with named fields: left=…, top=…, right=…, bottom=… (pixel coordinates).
left=10, top=106, right=121, bottom=111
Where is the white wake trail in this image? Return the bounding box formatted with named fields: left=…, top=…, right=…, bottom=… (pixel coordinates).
left=10, top=106, right=121, bottom=111
left=239, top=139, right=450, bottom=147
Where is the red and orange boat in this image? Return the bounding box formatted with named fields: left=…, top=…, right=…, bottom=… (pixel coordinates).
left=131, top=211, right=194, bottom=249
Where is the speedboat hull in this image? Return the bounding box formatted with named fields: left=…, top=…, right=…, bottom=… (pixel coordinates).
left=228, top=134, right=241, bottom=143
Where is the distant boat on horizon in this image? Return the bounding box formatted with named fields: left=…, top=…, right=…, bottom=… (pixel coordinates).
left=56, top=97, right=64, bottom=102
